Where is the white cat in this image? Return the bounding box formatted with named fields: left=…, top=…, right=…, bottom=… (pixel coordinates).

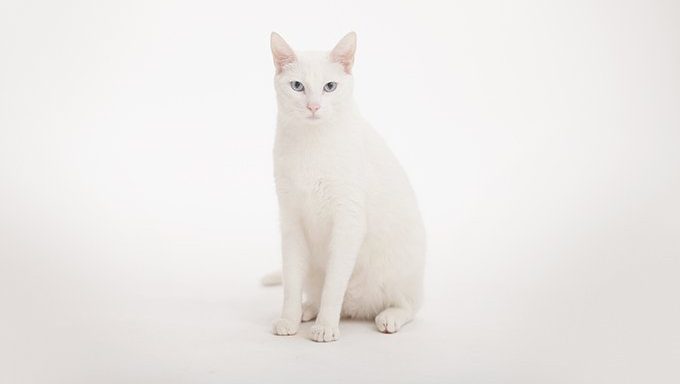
left=269, top=32, right=426, bottom=342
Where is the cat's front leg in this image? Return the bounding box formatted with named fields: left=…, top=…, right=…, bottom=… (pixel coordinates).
left=311, top=209, right=366, bottom=342
left=272, top=215, right=309, bottom=336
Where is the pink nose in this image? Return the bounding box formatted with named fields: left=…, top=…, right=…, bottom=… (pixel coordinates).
left=307, top=103, right=320, bottom=113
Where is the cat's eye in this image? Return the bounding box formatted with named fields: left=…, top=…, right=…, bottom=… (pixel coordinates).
left=290, top=81, right=305, bottom=92
left=323, top=82, right=337, bottom=92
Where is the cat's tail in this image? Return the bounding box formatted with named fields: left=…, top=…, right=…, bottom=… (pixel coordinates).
left=260, top=270, right=282, bottom=286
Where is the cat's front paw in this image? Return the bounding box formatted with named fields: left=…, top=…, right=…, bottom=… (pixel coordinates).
left=310, top=323, right=339, bottom=342
left=272, top=318, right=299, bottom=336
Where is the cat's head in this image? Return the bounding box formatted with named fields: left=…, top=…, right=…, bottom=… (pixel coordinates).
left=270, top=32, right=356, bottom=122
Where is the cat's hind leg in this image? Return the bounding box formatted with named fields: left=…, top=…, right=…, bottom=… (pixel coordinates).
left=301, top=268, right=323, bottom=322
left=301, top=301, right=319, bottom=322
left=375, top=306, right=413, bottom=334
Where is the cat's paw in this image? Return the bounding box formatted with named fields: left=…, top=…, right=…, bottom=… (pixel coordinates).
left=301, top=302, right=319, bottom=322
left=310, top=323, right=339, bottom=342
left=375, top=313, right=400, bottom=333
left=375, top=308, right=410, bottom=334
left=272, top=318, right=299, bottom=336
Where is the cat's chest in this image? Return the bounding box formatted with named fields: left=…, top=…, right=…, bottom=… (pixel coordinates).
left=275, top=151, right=341, bottom=197
left=275, top=139, right=356, bottom=191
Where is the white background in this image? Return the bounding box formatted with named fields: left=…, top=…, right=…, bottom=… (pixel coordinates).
left=1, top=0, right=679, bottom=383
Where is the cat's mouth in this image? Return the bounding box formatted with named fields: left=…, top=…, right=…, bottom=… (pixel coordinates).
left=307, top=115, right=320, bottom=120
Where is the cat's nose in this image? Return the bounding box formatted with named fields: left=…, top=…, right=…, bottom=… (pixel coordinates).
left=307, top=103, right=320, bottom=113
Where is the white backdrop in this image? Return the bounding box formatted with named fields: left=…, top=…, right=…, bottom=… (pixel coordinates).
left=1, top=1, right=679, bottom=383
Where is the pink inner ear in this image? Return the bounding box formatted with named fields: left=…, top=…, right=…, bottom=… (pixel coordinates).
left=332, top=53, right=354, bottom=74
left=275, top=54, right=295, bottom=73
left=271, top=33, right=296, bottom=73
left=330, top=33, right=356, bottom=74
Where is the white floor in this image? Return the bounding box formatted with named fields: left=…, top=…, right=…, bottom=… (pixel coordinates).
left=3, top=239, right=677, bottom=384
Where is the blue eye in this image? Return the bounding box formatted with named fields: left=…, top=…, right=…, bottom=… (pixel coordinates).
left=323, top=82, right=337, bottom=92
left=290, top=81, right=304, bottom=92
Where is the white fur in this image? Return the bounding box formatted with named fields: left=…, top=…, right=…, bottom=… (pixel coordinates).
left=269, top=32, right=426, bottom=342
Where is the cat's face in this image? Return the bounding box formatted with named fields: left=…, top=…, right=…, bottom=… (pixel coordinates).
left=271, top=32, right=356, bottom=122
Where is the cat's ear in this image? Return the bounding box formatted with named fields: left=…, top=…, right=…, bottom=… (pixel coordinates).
left=271, top=32, right=296, bottom=74
left=330, top=32, right=357, bottom=74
